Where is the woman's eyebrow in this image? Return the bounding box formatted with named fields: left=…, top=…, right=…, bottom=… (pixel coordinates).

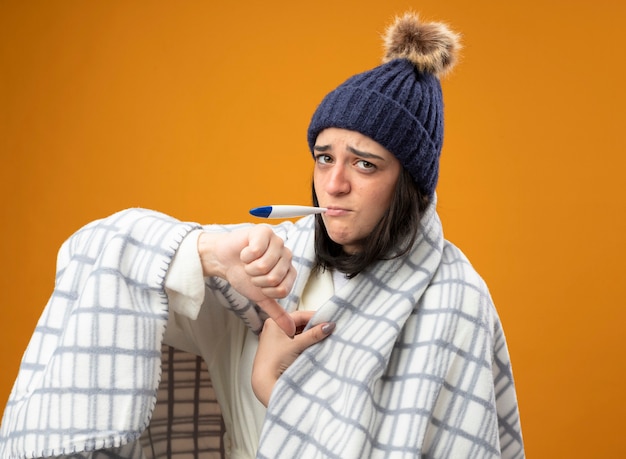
left=314, top=144, right=385, bottom=161
left=348, top=146, right=385, bottom=161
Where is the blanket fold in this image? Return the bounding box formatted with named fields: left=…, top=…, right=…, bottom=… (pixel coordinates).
left=0, top=209, right=199, bottom=458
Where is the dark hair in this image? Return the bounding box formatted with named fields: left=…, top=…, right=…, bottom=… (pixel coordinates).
left=312, top=168, right=430, bottom=278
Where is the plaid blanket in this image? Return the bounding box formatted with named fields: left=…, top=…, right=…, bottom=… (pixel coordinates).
left=212, top=203, right=525, bottom=458
left=0, top=209, right=199, bottom=458
left=0, top=202, right=524, bottom=458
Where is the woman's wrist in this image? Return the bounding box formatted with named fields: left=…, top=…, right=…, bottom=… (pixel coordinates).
left=197, top=232, right=226, bottom=279
left=251, top=367, right=276, bottom=407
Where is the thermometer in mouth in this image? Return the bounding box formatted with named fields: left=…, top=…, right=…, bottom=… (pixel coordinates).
left=249, top=205, right=327, bottom=219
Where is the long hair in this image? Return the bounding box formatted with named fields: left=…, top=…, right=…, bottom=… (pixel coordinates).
left=312, top=168, right=430, bottom=278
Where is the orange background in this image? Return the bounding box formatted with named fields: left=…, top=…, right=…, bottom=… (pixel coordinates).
left=1, top=1, right=625, bottom=457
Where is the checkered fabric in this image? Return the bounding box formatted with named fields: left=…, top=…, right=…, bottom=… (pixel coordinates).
left=0, top=209, right=199, bottom=458
left=208, top=201, right=525, bottom=458
left=0, top=199, right=524, bottom=458
left=139, top=344, right=226, bottom=458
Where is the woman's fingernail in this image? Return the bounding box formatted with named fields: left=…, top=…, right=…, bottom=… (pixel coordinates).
left=321, top=322, right=336, bottom=334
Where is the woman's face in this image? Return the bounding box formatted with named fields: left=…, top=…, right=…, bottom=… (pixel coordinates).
left=313, top=127, right=402, bottom=254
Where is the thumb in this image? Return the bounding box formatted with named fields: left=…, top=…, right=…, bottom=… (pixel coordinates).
left=257, top=298, right=296, bottom=338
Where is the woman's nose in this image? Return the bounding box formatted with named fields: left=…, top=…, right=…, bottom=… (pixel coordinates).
left=326, top=165, right=350, bottom=195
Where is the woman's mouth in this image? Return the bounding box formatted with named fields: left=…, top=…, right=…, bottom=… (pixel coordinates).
left=324, top=206, right=350, bottom=217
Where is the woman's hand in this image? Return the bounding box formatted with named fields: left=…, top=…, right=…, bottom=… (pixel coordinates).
left=252, top=310, right=335, bottom=407
left=197, top=225, right=297, bottom=337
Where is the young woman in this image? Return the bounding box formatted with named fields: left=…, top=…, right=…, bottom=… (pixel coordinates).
left=0, top=12, right=524, bottom=459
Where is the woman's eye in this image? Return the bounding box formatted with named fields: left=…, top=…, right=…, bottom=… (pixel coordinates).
left=315, top=154, right=332, bottom=164
left=356, top=160, right=375, bottom=170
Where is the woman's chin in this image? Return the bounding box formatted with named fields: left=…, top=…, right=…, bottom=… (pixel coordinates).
left=328, top=235, right=361, bottom=254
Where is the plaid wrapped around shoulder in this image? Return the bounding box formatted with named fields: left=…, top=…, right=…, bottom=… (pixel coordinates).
left=0, top=209, right=202, bottom=458
left=0, top=201, right=525, bottom=458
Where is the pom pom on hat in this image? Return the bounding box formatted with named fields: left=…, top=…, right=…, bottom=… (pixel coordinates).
left=307, top=12, right=461, bottom=197
left=382, top=11, right=461, bottom=77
